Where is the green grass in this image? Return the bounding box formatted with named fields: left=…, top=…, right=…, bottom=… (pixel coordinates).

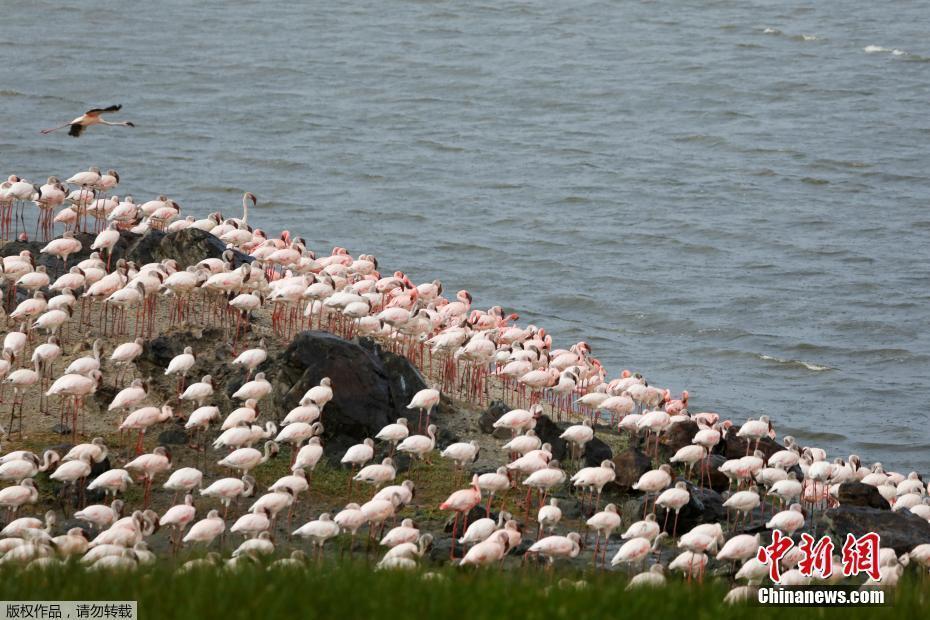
left=1, top=563, right=925, bottom=620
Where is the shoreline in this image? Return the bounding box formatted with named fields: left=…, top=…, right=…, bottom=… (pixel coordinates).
left=1, top=188, right=929, bottom=593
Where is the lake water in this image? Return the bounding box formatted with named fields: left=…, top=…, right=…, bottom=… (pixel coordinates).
left=3, top=0, right=929, bottom=472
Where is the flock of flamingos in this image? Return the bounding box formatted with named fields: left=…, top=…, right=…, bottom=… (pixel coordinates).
left=0, top=167, right=929, bottom=602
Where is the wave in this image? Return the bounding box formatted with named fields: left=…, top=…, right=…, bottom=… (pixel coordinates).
left=758, top=354, right=833, bottom=372
left=864, top=45, right=910, bottom=56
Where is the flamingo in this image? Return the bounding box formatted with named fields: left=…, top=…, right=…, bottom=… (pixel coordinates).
left=764, top=503, right=805, bottom=535
left=477, top=466, right=511, bottom=516
left=49, top=454, right=92, bottom=503
left=375, top=417, right=409, bottom=454
left=333, top=503, right=367, bottom=554
left=46, top=370, right=102, bottom=440
left=396, top=424, right=437, bottom=467
left=109, top=337, right=144, bottom=385
left=460, top=530, right=510, bottom=567
left=559, top=419, right=594, bottom=465
left=42, top=105, right=135, bottom=137
left=163, top=468, right=204, bottom=503
left=0, top=479, right=39, bottom=516
left=230, top=508, right=272, bottom=539
left=627, top=564, right=667, bottom=589
left=217, top=441, right=279, bottom=476
left=586, top=503, right=622, bottom=566
left=160, top=494, right=197, bottom=550
left=300, top=377, right=333, bottom=408
left=200, top=476, right=256, bottom=518
left=0, top=451, right=59, bottom=482
left=164, top=347, right=195, bottom=394
left=4, top=366, right=39, bottom=436
left=380, top=518, right=420, bottom=548
left=119, top=404, right=174, bottom=454
left=439, top=474, right=482, bottom=559
left=353, top=457, right=397, bottom=489
left=341, top=438, right=375, bottom=491
left=74, top=500, right=124, bottom=530
left=407, top=387, right=440, bottom=432
left=611, top=532, right=669, bottom=570
left=292, top=513, right=340, bottom=561
left=86, top=469, right=133, bottom=499
left=570, top=459, right=617, bottom=511
left=125, top=446, right=172, bottom=507
left=655, top=481, right=691, bottom=537
left=527, top=532, right=582, bottom=566
left=231, top=342, right=267, bottom=379
left=180, top=375, right=214, bottom=410
left=183, top=510, right=226, bottom=548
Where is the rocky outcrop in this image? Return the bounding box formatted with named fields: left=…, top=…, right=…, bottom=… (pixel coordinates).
left=822, top=505, right=930, bottom=553
left=478, top=401, right=510, bottom=435
left=658, top=420, right=700, bottom=460
left=717, top=428, right=785, bottom=461
left=1, top=228, right=249, bottom=284
left=835, top=482, right=891, bottom=510
left=696, top=454, right=731, bottom=493
left=582, top=436, right=612, bottom=467
left=532, top=415, right=568, bottom=462
left=638, top=483, right=728, bottom=534
left=606, top=447, right=652, bottom=494
left=266, top=331, right=427, bottom=461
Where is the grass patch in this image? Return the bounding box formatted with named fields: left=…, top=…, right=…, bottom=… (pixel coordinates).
left=0, top=563, right=924, bottom=620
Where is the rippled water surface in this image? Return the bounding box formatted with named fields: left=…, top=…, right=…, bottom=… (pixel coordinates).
left=3, top=0, right=929, bottom=471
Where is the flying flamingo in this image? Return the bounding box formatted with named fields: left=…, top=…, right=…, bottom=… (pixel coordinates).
left=41, top=105, right=135, bottom=137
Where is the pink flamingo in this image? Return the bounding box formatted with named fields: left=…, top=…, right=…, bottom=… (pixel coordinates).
left=439, top=474, right=482, bottom=559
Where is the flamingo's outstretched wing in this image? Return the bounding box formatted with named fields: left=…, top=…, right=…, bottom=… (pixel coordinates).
left=68, top=124, right=86, bottom=137
left=85, top=104, right=122, bottom=117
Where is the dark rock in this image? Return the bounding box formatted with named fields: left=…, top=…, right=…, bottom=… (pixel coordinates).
left=658, top=420, right=699, bottom=460
left=358, top=339, right=437, bottom=420
left=698, top=454, right=731, bottom=493
left=90, top=456, right=111, bottom=478
left=123, top=228, right=252, bottom=268
left=638, top=483, right=728, bottom=534
left=606, top=447, right=652, bottom=494
left=582, top=436, right=613, bottom=467
left=266, top=331, right=424, bottom=462
left=443, top=507, right=502, bottom=533
left=823, top=505, right=930, bottom=554
left=532, top=415, right=567, bottom=462
left=51, top=423, right=72, bottom=435
left=140, top=333, right=186, bottom=369
left=478, top=401, right=510, bottom=435
left=429, top=536, right=463, bottom=561
left=1, top=228, right=250, bottom=284
left=836, top=482, right=891, bottom=510
left=157, top=428, right=190, bottom=446
left=435, top=426, right=460, bottom=450
left=718, top=428, right=785, bottom=461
